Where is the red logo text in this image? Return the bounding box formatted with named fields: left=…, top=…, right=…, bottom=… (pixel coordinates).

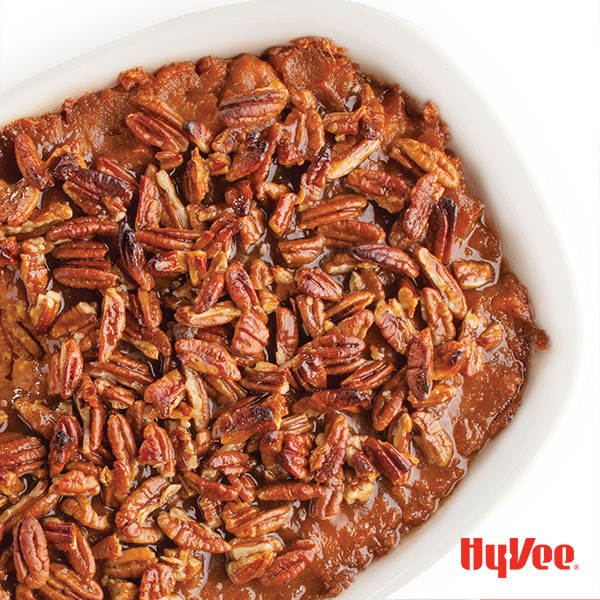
left=460, top=537, right=575, bottom=578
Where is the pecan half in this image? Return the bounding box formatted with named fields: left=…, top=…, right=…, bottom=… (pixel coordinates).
left=158, top=508, right=230, bottom=553
left=13, top=517, right=49, bottom=589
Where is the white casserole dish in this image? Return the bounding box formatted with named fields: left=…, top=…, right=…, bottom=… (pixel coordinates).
left=0, top=1, right=582, bottom=597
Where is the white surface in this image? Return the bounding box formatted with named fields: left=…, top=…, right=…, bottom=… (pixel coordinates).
left=0, top=1, right=598, bottom=598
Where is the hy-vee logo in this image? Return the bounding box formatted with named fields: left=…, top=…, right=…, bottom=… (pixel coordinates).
left=460, top=537, right=576, bottom=578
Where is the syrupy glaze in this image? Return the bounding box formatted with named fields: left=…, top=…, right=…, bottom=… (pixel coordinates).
left=0, top=37, right=547, bottom=599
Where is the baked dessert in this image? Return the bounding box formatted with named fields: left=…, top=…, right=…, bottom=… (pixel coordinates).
left=0, top=37, right=548, bottom=599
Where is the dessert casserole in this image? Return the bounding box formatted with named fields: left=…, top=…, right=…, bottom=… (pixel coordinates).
left=0, top=37, right=547, bottom=599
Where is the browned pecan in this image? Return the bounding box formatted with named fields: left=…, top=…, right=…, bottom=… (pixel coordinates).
left=49, top=416, right=80, bottom=476
left=318, top=219, right=385, bottom=247
left=63, top=168, right=134, bottom=217
left=92, top=533, right=123, bottom=561
left=60, top=496, right=109, bottom=531
left=126, top=112, right=189, bottom=152
left=414, top=245, right=467, bottom=318
left=37, top=563, right=103, bottom=600
left=341, top=359, right=395, bottom=392
left=295, top=267, right=342, bottom=301
left=479, top=322, right=503, bottom=350
left=19, top=238, right=48, bottom=302
left=14, top=134, right=54, bottom=190
left=430, top=196, right=458, bottom=263
left=138, top=563, right=175, bottom=600
left=259, top=539, right=317, bottom=587
left=310, top=414, right=350, bottom=483
left=298, top=194, right=366, bottom=229
left=296, top=294, right=326, bottom=338
left=371, top=369, right=407, bottom=431
left=299, top=144, right=331, bottom=204
left=138, top=423, right=176, bottom=478
left=0, top=180, right=41, bottom=226
left=363, top=438, right=419, bottom=485
left=98, top=288, right=126, bottom=363
left=13, top=517, right=49, bottom=589
left=231, top=310, right=270, bottom=357
left=157, top=508, right=230, bottom=553
left=226, top=261, right=259, bottom=310
left=420, top=287, right=455, bottom=345
left=53, top=470, right=100, bottom=496
left=226, top=535, right=282, bottom=585
left=103, top=546, right=156, bottom=579
left=293, top=388, right=370, bottom=415
left=412, top=410, right=454, bottom=466
left=176, top=338, right=241, bottom=380
left=119, top=221, right=153, bottom=290
left=452, top=260, right=495, bottom=289
left=241, top=363, right=290, bottom=396
left=268, top=192, right=296, bottom=236
left=115, top=477, right=180, bottom=544
left=406, top=328, right=434, bottom=402
left=391, top=138, right=460, bottom=188
left=346, top=168, right=409, bottom=213
left=310, top=468, right=344, bottom=520
left=12, top=398, right=57, bottom=440
left=403, top=173, right=444, bottom=240
left=348, top=244, right=419, bottom=277
left=222, top=503, right=292, bottom=538
left=457, top=311, right=485, bottom=376
left=374, top=299, right=417, bottom=355
left=181, top=471, right=238, bottom=502
left=143, top=369, right=186, bottom=419
left=279, top=235, right=325, bottom=267
left=212, top=394, right=287, bottom=444
left=328, top=138, right=380, bottom=180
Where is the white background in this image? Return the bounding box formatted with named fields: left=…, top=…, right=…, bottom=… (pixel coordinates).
left=1, top=1, right=598, bottom=598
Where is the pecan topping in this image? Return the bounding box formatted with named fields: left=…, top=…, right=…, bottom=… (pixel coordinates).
left=0, top=35, right=547, bottom=597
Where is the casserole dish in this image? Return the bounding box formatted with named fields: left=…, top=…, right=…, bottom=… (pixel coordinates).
left=0, top=1, right=581, bottom=598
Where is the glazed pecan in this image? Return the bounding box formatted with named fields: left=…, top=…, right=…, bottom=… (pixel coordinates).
left=175, top=338, right=241, bottom=380
left=37, top=563, right=103, bottom=600
left=13, top=517, right=49, bottom=589
left=138, top=423, right=176, bottom=478
left=221, top=503, right=292, bottom=538
left=452, top=260, right=495, bottom=289
left=115, top=477, right=180, bottom=544
left=363, top=438, right=418, bottom=485
left=158, top=508, right=230, bottom=553
left=391, top=138, right=460, bottom=188
left=348, top=244, right=419, bottom=277
left=98, top=288, right=126, bottom=363
left=374, top=299, right=417, bottom=354
left=226, top=535, right=282, bottom=585
left=406, top=328, right=434, bottom=402
left=346, top=168, right=409, bottom=213
left=414, top=245, right=467, bottom=318
left=310, top=414, right=350, bottom=483
left=212, top=394, right=287, bottom=444
left=14, top=134, right=54, bottom=190
left=259, top=539, right=317, bottom=587
left=49, top=416, right=80, bottom=476
left=412, top=411, right=454, bottom=466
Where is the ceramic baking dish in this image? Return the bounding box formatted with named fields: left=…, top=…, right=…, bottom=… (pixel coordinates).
left=0, top=1, right=581, bottom=597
